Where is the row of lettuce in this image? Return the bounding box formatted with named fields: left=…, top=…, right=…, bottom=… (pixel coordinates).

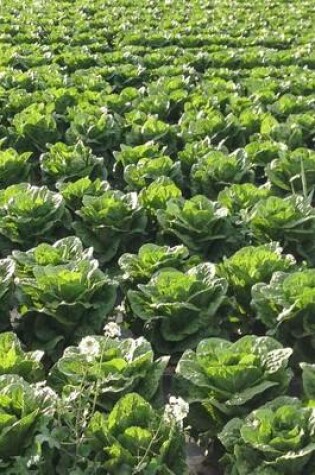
left=1, top=0, right=315, bottom=473
left=1, top=235, right=314, bottom=359
left=1, top=170, right=315, bottom=266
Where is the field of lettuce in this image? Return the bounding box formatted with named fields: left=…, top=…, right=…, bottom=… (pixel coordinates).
left=1, top=0, right=315, bottom=473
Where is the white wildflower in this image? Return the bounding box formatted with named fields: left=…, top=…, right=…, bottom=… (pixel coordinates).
left=164, top=396, right=189, bottom=427
left=78, top=336, right=101, bottom=361
left=104, top=321, right=121, bottom=338
left=27, top=454, right=41, bottom=468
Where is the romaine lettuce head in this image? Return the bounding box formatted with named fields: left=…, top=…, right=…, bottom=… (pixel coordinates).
left=58, top=177, right=110, bottom=211
left=139, top=176, right=182, bottom=215
left=74, top=190, right=147, bottom=263
left=0, top=375, right=56, bottom=461
left=127, top=263, right=228, bottom=354
left=300, top=362, right=315, bottom=400
left=176, top=335, right=292, bottom=435
left=217, top=183, right=271, bottom=215
left=13, top=259, right=117, bottom=357
left=40, top=141, right=105, bottom=184
left=65, top=103, right=122, bottom=152
left=113, top=142, right=161, bottom=169
left=218, top=243, right=296, bottom=311
left=125, top=115, right=178, bottom=153
left=119, top=243, right=193, bottom=288
left=0, top=184, right=70, bottom=252
left=0, top=332, right=43, bottom=382
left=13, top=236, right=94, bottom=278
left=266, top=147, right=315, bottom=194
left=0, top=149, right=32, bottom=188
left=252, top=269, right=315, bottom=359
left=124, top=155, right=183, bottom=191
left=248, top=195, right=315, bottom=264
left=11, top=102, right=60, bottom=152
left=219, top=397, right=315, bottom=475
left=157, top=195, right=237, bottom=259
left=179, top=107, right=225, bottom=142
left=87, top=393, right=187, bottom=474
left=245, top=139, right=287, bottom=167
left=190, top=149, right=253, bottom=199
left=49, top=335, right=168, bottom=410
left=177, top=137, right=215, bottom=175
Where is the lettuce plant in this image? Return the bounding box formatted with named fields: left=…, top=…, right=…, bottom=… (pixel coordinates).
left=126, top=115, right=178, bottom=153
left=0, top=375, right=56, bottom=470
left=0, top=332, right=44, bottom=382
left=103, top=87, right=140, bottom=115
left=65, top=103, right=122, bottom=152
left=219, top=397, right=315, bottom=475
left=266, top=147, right=315, bottom=195
left=40, top=141, right=105, bottom=184
left=0, top=148, right=32, bottom=188
left=119, top=243, right=197, bottom=288
left=12, top=236, right=93, bottom=278
left=0, top=184, right=70, bottom=253
left=190, top=150, right=253, bottom=199
left=49, top=335, right=168, bottom=410
left=139, top=177, right=182, bottom=216
left=87, top=393, right=187, bottom=474
left=124, top=156, right=183, bottom=191
left=176, top=335, right=292, bottom=435
left=11, top=103, right=60, bottom=152
left=218, top=243, right=296, bottom=312
left=218, top=183, right=271, bottom=215
left=135, top=92, right=172, bottom=119
left=0, top=258, right=14, bottom=330
left=245, top=139, right=287, bottom=167
left=58, top=177, right=110, bottom=211
left=127, top=263, right=228, bottom=354
left=177, top=138, right=215, bottom=175
left=179, top=107, right=225, bottom=142
left=270, top=93, right=310, bottom=118
left=157, top=195, right=236, bottom=259
left=113, top=142, right=161, bottom=169
left=287, top=113, right=315, bottom=146
left=252, top=269, right=315, bottom=359
left=248, top=195, right=315, bottom=264
left=74, top=190, right=147, bottom=263
left=13, top=259, right=117, bottom=357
